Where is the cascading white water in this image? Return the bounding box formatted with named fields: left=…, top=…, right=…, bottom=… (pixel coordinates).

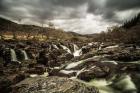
left=88, top=42, right=93, bottom=46
left=65, top=57, right=96, bottom=70
left=73, top=44, right=83, bottom=57
left=10, top=49, right=18, bottom=62
left=52, top=44, right=59, bottom=49
left=73, top=44, right=79, bottom=52
left=87, top=75, right=137, bottom=93
left=75, top=68, right=86, bottom=78
left=60, top=45, right=71, bottom=54
left=105, top=45, right=119, bottom=49
left=73, top=49, right=82, bottom=57
left=65, top=60, right=83, bottom=70
left=73, top=44, right=89, bottom=57
left=21, top=50, right=29, bottom=60
left=101, top=60, right=118, bottom=65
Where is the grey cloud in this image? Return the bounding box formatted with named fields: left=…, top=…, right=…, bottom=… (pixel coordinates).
left=106, top=0, right=140, bottom=11
left=87, top=0, right=140, bottom=23
left=0, top=0, right=140, bottom=34
left=102, top=0, right=140, bottom=22
left=49, top=0, right=87, bottom=7
left=0, top=0, right=89, bottom=23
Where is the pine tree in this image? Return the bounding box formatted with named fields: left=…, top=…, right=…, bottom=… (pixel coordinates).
left=122, top=13, right=140, bottom=28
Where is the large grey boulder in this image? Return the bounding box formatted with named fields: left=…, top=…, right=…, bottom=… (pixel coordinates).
left=12, top=76, right=99, bottom=93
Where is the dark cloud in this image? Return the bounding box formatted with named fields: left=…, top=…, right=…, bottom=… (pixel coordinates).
left=0, top=0, right=140, bottom=33
left=0, top=0, right=89, bottom=23
left=49, top=0, right=87, bottom=7
left=0, top=0, right=4, bottom=10
left=0, top=0, right=8, bottom=12
left=106, top=0, right=140, bottom=11
left=103, top=0, right=140, bottom=21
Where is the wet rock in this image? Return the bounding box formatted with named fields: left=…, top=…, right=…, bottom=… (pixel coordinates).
left=26, top=65, right=46, bottom=75
left=12, top=76, right=99, bottom=93
left=80, top=53, right=95, bottom=60
left=48, top=67, right=61, bottom=76
left=106, top=47, right=140, bottom=62
left=7, top=73, right=27, bottom=84
left=15, top=49, right=24, bottom=61
left=58, top=53, right=74, bottom=62
left=81, top=47, right=91, bottom=54
left=77, top=61, right=116, bottom=81
left=110, top=52, right=140, bottom=62
left=77, top=66, right=108, bottom=81
left=0, top=76, right=12, bottom=93
left=118, top=63, right=140, bottom=73
left=37, top=50, right=49, bottom=66
left=65, top=53, right=74, bottom=60
left=50, top=69, right=76, bottom=78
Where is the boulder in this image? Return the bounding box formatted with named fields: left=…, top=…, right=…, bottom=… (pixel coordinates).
left=0, top=76, right=12, bottom=93
left=69, top=61, right=117, bottom=81
left=26, top=65, right=46, bottom=75
left=12, top=76, right=99, bottom=93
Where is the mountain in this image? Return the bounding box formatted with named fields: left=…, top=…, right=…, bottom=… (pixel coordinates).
left=0, top=17, right=91, bottom=41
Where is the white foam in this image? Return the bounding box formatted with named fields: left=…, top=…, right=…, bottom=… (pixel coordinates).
left=54, top=67, right=60, bottom=69
left=73, top=44, right=79, bottom=52
left=101, top=61, right=118, bottom=65
left=114, top=75, right=137, bottom=91
left=21, top=50, right=29, bottom=60
left=59, top=70, right=76, bottom=74
left=52, top=44, right=59, bottom=49
left=10, top=49, right=18, bottom=62
left=76, top=68, right=86, bottom=77
left=65, top=60, right=83, bottom=69
left=60, top=45, right=71, bottom=54
left=30, top=72, right=49, bottom=78
left=105, top=45, right=119, bottom=49
left=40, top=72, right=49, bottom=77
left=65, top=57, right=96, bottom=70
left=88, top=42, right=93, bottom=46
left=73, top=49, right=82, bottom=57
left=30, top=74, right=38, bottom=77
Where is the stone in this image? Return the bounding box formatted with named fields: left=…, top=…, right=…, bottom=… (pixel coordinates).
left=26, top=65, right=46, bottom=75
left=12, top=76, right=99, bottom=93
left=0, top=76, right=12, bottom=93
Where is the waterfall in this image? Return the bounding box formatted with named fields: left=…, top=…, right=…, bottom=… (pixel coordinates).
left=73, top=44, right=79, bottom=52
left=88, top=42, right=93, bottom=46
left=98, top=43, right=104, bottom=51
left=73, top=49, right=82, bottom=57
left=52, top=44, right=59, bottom=49
left=60, top=45, right=71, bottom=54
left=105, top=45, right=119, bottom=49
left=21, top=50, right=29, bottom=60
left=65, top=60, right=83, bottom=70
left=75, top=68, right=86, bottom=78
left=73, top=45, right=89, bottom=57
left=10, top=49, right=18, bottom=62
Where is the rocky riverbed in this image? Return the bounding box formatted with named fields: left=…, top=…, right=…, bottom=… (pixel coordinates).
left=0, top=40, right=140, bottom=93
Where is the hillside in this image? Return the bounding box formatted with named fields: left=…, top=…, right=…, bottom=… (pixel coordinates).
left=0, top=17, right=90, bottom=41
left=90, top=13, right=140, bottom=44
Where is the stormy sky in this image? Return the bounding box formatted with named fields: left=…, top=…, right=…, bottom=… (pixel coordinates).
left=0, top=0, right=140, bottom=34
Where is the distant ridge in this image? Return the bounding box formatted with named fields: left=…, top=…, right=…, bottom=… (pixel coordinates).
left=0, top=17, right=91, bottom=41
